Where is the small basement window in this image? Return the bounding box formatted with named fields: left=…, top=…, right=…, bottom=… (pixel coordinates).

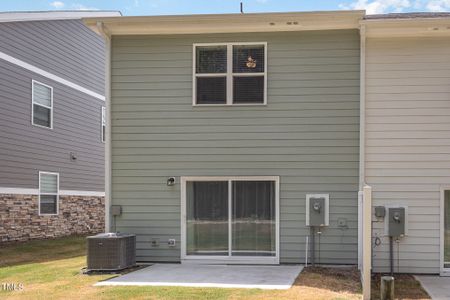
left=32, top=80, right=53, bottom=128
left=193, top=43, right=267, bottom=105
left=39, top=172, right=59, bottom=215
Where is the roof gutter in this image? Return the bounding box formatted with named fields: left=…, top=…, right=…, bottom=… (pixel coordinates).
left=83, top=10, right=364, bottom=36
left=0, top=11, right=121, bottom=23
left=362, top=16, right=450, bottom=37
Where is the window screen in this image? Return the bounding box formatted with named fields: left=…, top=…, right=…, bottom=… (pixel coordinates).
left=196, top=46, right=227, bottom=73
left=231, top=45, right=265, bottom=104
left=233, top=76, right=264, bottom=104
left=195, top=46, right=227, bottom=104
left=194, top=43, right=266, bottom=105
left=32, top=81, right=53, bottom=128
left=39, top=172, right=58, bottom=215
left=233, top=45, right=265, bottom=73
left=101, top=106, right=106, bottom=143
left=196, top=77, right=226, bottom=104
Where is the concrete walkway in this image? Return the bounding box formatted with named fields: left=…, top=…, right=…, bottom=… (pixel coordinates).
left=415, top=275, right=450, bottom=300
left=96, top=264, right=303, bottom=290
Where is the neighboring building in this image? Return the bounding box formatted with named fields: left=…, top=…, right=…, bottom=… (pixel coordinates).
left=361, top=13, right=450, bottom=275
left=0, top=11, right=120, bottom=242
left=85, top=11, right=364, bottom=265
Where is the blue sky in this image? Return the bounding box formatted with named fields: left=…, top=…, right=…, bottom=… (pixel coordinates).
left=1, top=0, right=450, bottom=16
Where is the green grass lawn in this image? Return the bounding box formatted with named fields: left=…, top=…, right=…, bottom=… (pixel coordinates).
left=0, top=235, right=364, bottom=300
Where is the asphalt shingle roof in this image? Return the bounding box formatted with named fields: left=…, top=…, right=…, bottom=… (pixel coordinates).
left=365, top=12, right=450, bottom=20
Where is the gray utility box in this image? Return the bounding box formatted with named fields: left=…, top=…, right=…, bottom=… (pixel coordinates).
left=388, top=207, right=406, bottom=237
left=306, top=194, right=329, bottom=227
left=310, top=197, right=325, bottom=226
left=375, top=206, right=386, bottom=218
left=87, top=233, right=136, bottom=271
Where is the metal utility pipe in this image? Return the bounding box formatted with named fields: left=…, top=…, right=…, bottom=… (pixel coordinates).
left=305, top=236, right=309, bottom=266
left=310, top=227, right=315, bottom=266
left=389, top=236, right=394, bottom=276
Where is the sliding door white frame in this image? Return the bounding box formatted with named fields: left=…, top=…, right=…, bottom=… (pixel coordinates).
left=440, top=186, right=450, bottom=276
left=180, top=176, right=280, bottom=265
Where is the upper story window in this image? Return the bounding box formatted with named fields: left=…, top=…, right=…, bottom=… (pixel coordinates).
left=193, top=43, right=267, bottom=106
left=101, top=106, right=106, bottom=143
left=32, top=80, right=53, bottom=129
left=39, top=171, right=59, bottom=215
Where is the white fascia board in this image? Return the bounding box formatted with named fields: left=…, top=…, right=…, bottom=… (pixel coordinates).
left=362, top=18, right=450, bottom=37
left=84, top=10, right=364, bottom=36
left=0, top=11, right=121, bottom=23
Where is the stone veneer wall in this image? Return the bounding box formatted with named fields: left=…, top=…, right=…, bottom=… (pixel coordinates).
left=0, top=194, right=104, bottom=243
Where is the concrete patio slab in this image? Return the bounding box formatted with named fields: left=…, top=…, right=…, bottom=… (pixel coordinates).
left=415, top=275, right=450, bottom=300
left=96, top=264, right=303, bottom=290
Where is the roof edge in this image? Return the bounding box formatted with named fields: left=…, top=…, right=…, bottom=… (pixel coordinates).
left=0, top=10, right=122, bottom=23
left=363, top=12, right=450, bottom=20
left=84, top=10, right=365, bottom=36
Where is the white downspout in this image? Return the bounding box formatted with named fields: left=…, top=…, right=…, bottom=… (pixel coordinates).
left=358, top=23, right=367, bottom=271
left=359, top=23, right=371, bottom=300
left=359, top=24, right=366, bottom=192
left=358, top=23, right=367, bottom=266
left=97, top=22, right=112, bottom=233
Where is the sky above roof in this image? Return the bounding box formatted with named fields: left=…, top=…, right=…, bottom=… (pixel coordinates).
left=1, top=0, right=450, bottom=16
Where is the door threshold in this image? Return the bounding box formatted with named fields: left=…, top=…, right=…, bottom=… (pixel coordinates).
left=181, top=258, right=279, bottom=265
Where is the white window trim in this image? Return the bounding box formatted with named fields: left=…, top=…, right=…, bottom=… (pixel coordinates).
left=180, top=176, right=279, bottom=265
left=441, top=186, right=450, bottom=276
left=192, top=42, right=268, bottom=107
left=101, top=106, right=106, bottom=143
left=31, top=80, right=54, bottom=129
left=38, top=171, right=59, bottom=216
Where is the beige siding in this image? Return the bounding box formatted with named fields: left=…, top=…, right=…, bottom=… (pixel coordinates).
left=365, top=37, right=450, bottom=274
left=111, top=30, right=360, bottom=263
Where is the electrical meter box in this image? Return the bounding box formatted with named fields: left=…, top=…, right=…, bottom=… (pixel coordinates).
left=306, top=194, right=329, bottom=227
left=375, top=206, right=386, bottom=218
left=387, top=207, right=406, bottom=237
left=111, top=205, right=122, bottom=216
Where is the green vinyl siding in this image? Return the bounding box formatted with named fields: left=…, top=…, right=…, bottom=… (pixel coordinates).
left=110, top=30, right=360, bottom=264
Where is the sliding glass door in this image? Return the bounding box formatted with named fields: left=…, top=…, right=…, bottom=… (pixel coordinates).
left=232, top=181, right=275, bottom=257
left=186, top=181, right=228, bottom=256
left=183, top=177, right=278, bottom=263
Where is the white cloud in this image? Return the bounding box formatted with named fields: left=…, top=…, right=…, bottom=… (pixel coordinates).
left=49, top=1, right=65, bottom=9
left=339, top=0, right=411, bottom=14
left=340, top=0, right=450, bottom=13
left=71, top=3, right=98, bottom=10
left=426, top=0, right=450, bottom=11
left=412, top=0, right=423, bottom=9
